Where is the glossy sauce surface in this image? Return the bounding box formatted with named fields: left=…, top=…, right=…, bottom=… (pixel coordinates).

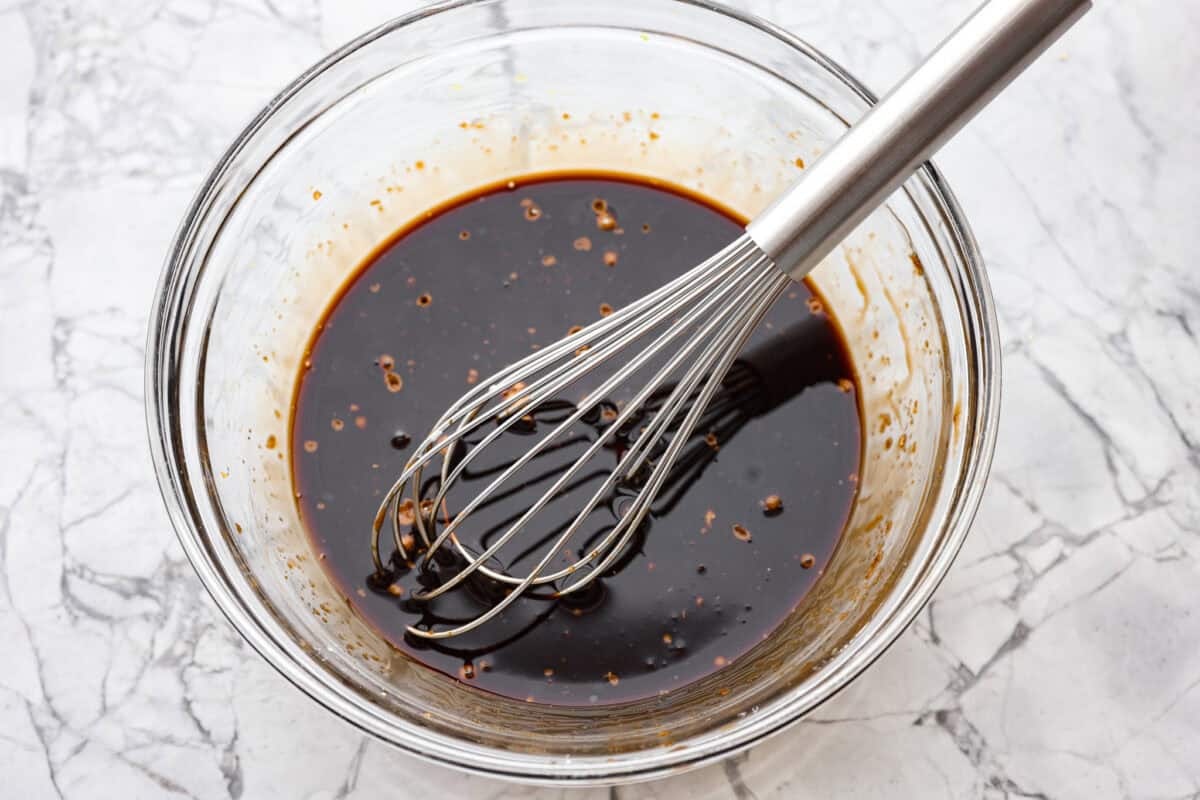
left=291, top=174, right=861, bottom=705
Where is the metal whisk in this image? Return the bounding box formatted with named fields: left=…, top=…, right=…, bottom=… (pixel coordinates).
left=371, top=0, right=1089, bottom=639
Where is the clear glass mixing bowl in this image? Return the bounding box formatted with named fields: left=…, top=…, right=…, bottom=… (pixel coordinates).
left=146, top=0, right=1000, bottom=784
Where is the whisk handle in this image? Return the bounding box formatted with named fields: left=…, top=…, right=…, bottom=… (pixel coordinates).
left=747, top=0, right=1090, bottom=281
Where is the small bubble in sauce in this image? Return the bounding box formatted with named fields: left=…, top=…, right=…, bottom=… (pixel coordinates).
left=732, top=524, right=751, bottom=542
left=390, top=431, right=412, bottom=449
left=603, top=250, right=618, bottom=267
left=574, top=236, right=592, bottom=251
left=385, top=372, right=404, bottom=393
left=331, top=418, right=344, bottom=432
left=303, top=440, right=319, bottom=453
left=416, top=293, right=432, bottom=307
left=761, top=494, right=783, bottom=514
left=800, top=553, right=816, bottom=569
left=265, top=435, right=277, bottom=450
left=541, top=254, right=557, bottom=267
left=599, top=303, right=614, bottom=317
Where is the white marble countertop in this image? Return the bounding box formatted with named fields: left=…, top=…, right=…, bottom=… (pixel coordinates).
left=2, top=0, right=1197, bottom=797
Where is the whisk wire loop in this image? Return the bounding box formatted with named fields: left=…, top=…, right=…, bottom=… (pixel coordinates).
left=369, top=234, right=787, bottom=639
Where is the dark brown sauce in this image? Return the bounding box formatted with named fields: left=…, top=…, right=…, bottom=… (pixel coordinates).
left=290, top=172, right=861, bottom=705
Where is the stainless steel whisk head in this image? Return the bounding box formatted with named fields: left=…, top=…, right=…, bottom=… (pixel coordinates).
left=371, top=235, right=789, bottom=639
left=368, top=0, right=1090, bottom=640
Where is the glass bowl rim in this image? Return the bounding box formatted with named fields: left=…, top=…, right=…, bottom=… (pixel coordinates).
left=144, top=0, right=1001, bottom=785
